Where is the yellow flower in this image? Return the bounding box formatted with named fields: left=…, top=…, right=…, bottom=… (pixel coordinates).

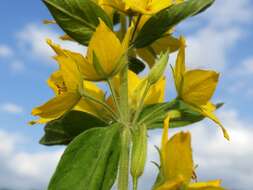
left=125, top=0, right=180, bottom=15
left=47, top=20, right=133, bottom=82
left=31, top=41, right=106, bottom=124
left=172, top=37, right=229, bottom=140
left=155, top=117, right=225, bottom=190
left=111, top=70, right=166, bottom=109
left=103, top=0, right=183, bottom=15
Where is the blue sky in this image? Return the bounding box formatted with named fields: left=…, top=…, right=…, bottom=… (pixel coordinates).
left=0, top=0, right=253, bottom=189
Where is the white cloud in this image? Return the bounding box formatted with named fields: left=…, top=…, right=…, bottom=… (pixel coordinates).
left=0, top=129, right=63, bottom=190
left=17, top=24, right=86, bottom=64
left=0, top=44, right=13, bottom=58
left=186, top=27, right=241, bottom=70
left=139, top=108, right=253, bottom=190
left=206, top=0, right=253, bottom=27
left=10, top=150, right=62, bottom=182
left=180, top=0, right=252, bottom=71
left=0, top=102, right=24, bottom=114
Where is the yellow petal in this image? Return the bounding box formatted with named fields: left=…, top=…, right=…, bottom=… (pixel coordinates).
left=176, top=0, right=184, bottom=3
left=96, top=0, right=114, bottom=19
left=181, top=70, right=219, bottom=105
left=188, top=180, right=225, bottom=190
left=125, top=0, right=173, bottom=14
left=122, top=22, right=134, bottom=50
left=161, top=115, right=170, bottom=165
left=47, top=70, right=66, bottom=95
left=163, top=132, right=193, bottom=183
left=47, top=40, right=84, bottom=91
left=59, top=34, right=73, bottom=41
left=199, top=103, right=230, bottom=140
left=155, top=176, right=184, bottom=190
left=31, top=92, right=80, bottom=123
left=88, top=20, right=124, bottom=77
left=149, top=0, right=174, bottom=14
left=125, top=0, right=149, bottom=14
left=173, top=36, right=186, bottom=93
left=102, top=0, right=127, bottom=13
left=145, top=77, right=166, bottom=104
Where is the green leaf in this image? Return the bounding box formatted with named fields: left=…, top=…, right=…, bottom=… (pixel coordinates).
left=140, top=100, right=222, bottom=130
left=128, top=57, right=146, bottom=74
left=134, top=0, right=215, bottom=48
left=40, top=111, right=107, bottom=146
left=43, top=0, right=113, bottom=45
left=48, top=123, right=120, bottom=190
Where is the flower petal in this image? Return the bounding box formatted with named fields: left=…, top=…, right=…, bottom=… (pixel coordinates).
left=47, top=39, right=85, bottom=90
left=188, top=180, right=225, bottom=190
left=199, top=103, right=230, bottom=140
left=182, top=70, right=219, bottom=105
left=173, top=36, right=186, bottom=94
left=145, top=77, right=166, bottom=105
left=163, top=132, right=193, bottom=183
left=155, top=176, right=184, bottom=190
left=88, top=20, right=123, bottom=76
left=31, top=92, right=80, bottom=123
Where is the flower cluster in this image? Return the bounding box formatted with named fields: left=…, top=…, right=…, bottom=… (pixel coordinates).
left=30, top=0, right=229, bottom=189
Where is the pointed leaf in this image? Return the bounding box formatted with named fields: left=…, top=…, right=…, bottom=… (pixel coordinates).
left=48, top=123, right=120, bottom=190
left=134, top=0, right=215, bottom=48
left=43, top=0, right=113, bottom=45
left=140, top=100, right=223, bottom=129
left=40, top=111, right=107, bottom=146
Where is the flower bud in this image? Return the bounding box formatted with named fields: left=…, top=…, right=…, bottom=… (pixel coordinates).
left=147, top=51, right=169, bottom=85
left=131, top=125, right=148, bottom=185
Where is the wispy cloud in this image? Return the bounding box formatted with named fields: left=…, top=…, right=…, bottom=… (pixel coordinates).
left=16, top=24, right=86, bottom=65
left=0, top=44, right=13, bottom=58
left=0, top=129, right=63, bottom=190
left=181, top=0, right=252, bottom=71
left=0, top=102, right=24, bottom=114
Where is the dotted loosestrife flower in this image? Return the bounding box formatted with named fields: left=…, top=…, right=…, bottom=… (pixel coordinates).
left=48, top=20, right=133, bottom=82
left=155, top=117, right=225, bottom=190
left=172, top=37, right=229, bottom=140
left=111, top=70, right=166, bottom=109
left=30, top=41, right=105, bottom=124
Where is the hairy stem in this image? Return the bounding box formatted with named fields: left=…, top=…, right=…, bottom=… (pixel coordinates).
left=118, top=127, right=131, bottom=190
left=107, top=79, right=122, bottom=118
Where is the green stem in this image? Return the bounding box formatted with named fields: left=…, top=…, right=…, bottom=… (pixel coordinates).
left=118, top=127, right=131, bottom=190
left=81, top=94, right=118, bottom=121
left=133, top=178, right=138, bottom=190
left=138, top=99, right=177, bottom=126
left=107, top=79, right=121, bottom=118
left=119, top=65, right=129, bottom=124
left=132, top=82, right=151, bottom=126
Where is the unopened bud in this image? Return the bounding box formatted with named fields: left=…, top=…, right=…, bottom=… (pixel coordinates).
left=131, top=125, right=148, bottom=185
left=147, top=51, right=169, bottom=85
